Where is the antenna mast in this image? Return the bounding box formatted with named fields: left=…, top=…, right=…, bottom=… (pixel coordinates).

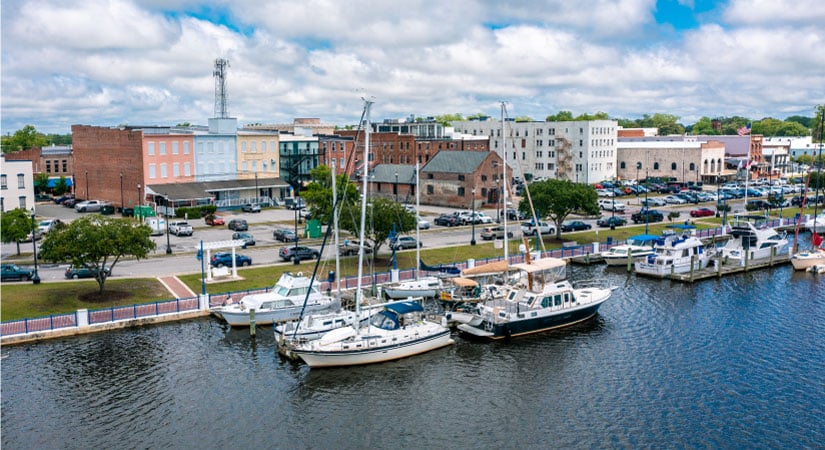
left=213, top=58, right=230, bottom=118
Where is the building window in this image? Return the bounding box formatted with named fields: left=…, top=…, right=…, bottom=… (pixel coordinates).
left=149, top=164, right=157, bottom=179
left=671, top=162, right=677, bottom=170
left=481, top=175, right=488, bottom=181
left=17, top=174, right=25, bottom=188
left=458, top=174, right=465, bottom=181
left=173, top=163, right=180, bottom=176
left=62, top=160, right=68, bottom=172
left=654, top=162, right=660, bottom=170
left=427, top=185, right=434, bottom=194
left=689, top=163, right=696, bottom=171
left=148, top=142, right=155, bottom=155
left=427, top=173, right=434, bottom=179
left=620, top=161, right=626, bottom=169
left=340, top=157, right=345, bottom=168
left=458, top=187, right=465, bottom=196
left=1, top=174, right=6, bottom=189
left=184, top=142, right=190, bottom=154
left=159, top=143, right=166, bottom=155
left=172, top=142, right=179, bottom=155
left=18, top=196, right=27, bottom=210
left=242, top=161, right=248, bottom=172
left=184, top=162, right=191, bottom=176
left=46, top=161, right=52, bottom=173
left=160, top=163, right=168, bottom=178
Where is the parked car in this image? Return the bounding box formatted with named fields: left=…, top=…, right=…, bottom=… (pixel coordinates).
left=227, top=219, right=248, bottom=231
left=521, top=221, right=556, bottom=236
left=62, top=198, right=77, bottom=208
left=210, top=252, right=252, bottom=267
left=169, top=220, right=193, bottom=236
left=232, top=232, right=256, bottom=247
left=597, top=216, right=627, bottom=228
left=241, top=203, right=261, bottom=213
left=663, top=195, right=687, bottom=205
left=641, top=197, right=667, bottom=207
left=205, top=214, right=225, bottom=226
left=54, top=194, right=74, bottom=205
left=284, top=198, right=306, bottom=210
left=65, top=265, right=111, bottom=279
left=75, top=200, right=107, bottom=212
left=338, top=241, right=373, bottom=256
left=689, top=207, right=715, bottom=218
left=273, top=228, right=297, bottom=242
left=391, top=236, right=421, bottom=250
left=121, top=207, right=134, bottom=217
left=38, top=219, right=62, bottom=234
left=280, top=246, right=320, bottom=262
left=631, top=209, right=664, bottom=224
left=480, top=226, right=514, bottom=240
left=500, top=208, right=527, bottom=221
left=598, top=199, right=626, bottom=212
left=561, top=220, right=592, bottom=232
left=434, top=214, right=461, bottom=227
left=35, top=193, right=52, bottom=202
left=417, top=216, right=431, bottom=230
left=1, top=263, right=35, bottom=282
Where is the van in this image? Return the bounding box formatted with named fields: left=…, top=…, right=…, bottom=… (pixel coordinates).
left=144, top=217, right=166, bottom=236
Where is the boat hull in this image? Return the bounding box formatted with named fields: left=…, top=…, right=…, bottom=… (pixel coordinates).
left=634, top=257, right=711, bottom=278
left=218, top=303, right=332, bottom=327
left=457, top=301, right=605, bottom=340
left=383, top=288, right=439, bottom=299
left=602, top=254, right=652, bottom=266
left=790, top=250, right=825, bottom=270
left=292, top=328, right=454, bottom=368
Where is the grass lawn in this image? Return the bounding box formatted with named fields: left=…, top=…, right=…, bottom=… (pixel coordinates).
left=1, top=279, right=173, bottom=322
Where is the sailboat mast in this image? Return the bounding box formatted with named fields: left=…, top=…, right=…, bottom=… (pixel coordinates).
left=415, top=162, right=421, bottom=281
left=356, top=100, right=372, bottom=319
left=332, top=160, right=341, bottom=303
left=501, top=102, right=509, bottom=262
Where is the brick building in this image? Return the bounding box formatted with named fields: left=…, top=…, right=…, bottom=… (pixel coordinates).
left=3, top=145, right=74, bottom=189
left=419, top=151, right=508, bottom=208
left=368, top=164, right=418, bottom=202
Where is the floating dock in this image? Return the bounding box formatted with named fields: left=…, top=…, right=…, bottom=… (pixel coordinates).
left=667, top=254, right=791, bottom=282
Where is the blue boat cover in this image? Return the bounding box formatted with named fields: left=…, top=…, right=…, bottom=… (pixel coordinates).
left=629, top=234, right=661, bottom=241
left=666, top=224, right=697, bottom=230
left=385, top=301, right=423, bottom=315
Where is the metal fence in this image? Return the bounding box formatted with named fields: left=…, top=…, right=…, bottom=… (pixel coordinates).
left=1, top=312, right=78, bottom=336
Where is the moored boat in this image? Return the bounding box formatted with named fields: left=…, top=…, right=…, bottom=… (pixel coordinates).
left=601, top=234, right=659, bottom=266
left=383, top=276, right=443, bottom=299
left=634, top=226, right=714, bottom=278
left=719, top=215, right=790, bottom=265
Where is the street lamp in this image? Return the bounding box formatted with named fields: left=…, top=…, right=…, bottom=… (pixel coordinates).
left=394, top=171, right=399, bottom=202
left=645, top=169, right=650, bottom=234
left=30, top=209, right=40, bottom=284
left=164, top=195, right=172, bottom=254
left=254, top=171, right=259, bottom=205
left=120, top=172, right=124, bottom=215
left=470, top=187, right=477, bottom=246
left=137, top=184, right=141, bottom=207
left=85, top=170, right=89, bottom=199
left=495, top=179, right=501, bottom=223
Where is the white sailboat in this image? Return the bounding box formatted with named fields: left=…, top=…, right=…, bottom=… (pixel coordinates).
left=290, top=100, right=454, bottom=368
left=791, top=108, right=825, bottom=271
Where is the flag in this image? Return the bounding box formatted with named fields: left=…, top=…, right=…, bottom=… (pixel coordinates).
left=737, top=123, right=752, bottom=136
left=813, top=232, right=823, bottom=248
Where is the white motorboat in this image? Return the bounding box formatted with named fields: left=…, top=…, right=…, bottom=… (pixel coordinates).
left=802, top=213, right=825, bottom=234
left=383, top=276, right=443, bottom=299
left=634, top=226, right=714, bottom=277
left=457, top=257, right=613, bottom=340
left=791, top=232, right=825, bottom=270
left=719, top=215, right=789, bottom=265
left=601, top=234, right=659, bottom=266
left=211, top=272, right=335, bottom=327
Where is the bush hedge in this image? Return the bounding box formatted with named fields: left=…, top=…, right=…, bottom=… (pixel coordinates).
left=175, top=205, right=216, bottom=218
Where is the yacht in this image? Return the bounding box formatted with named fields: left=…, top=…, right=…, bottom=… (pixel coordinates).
left=601, top=234, right=659, bottom=266
left=719, top=215, right=789, bottom=265
left=634, top=226, right=714, bottom=277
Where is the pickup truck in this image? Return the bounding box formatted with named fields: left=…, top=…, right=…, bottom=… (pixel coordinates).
left=74, top=200, right=108, bottom=212
left=631, top=209, right=664, bottom=224
left=338, top=241, right=373, bottom=256
left=169, top=220, right=194, bottom=236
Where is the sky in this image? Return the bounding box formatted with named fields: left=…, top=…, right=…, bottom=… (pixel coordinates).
left=2, top=0, right=824, bottom=135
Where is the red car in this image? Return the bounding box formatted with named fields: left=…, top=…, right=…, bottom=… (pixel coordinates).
left=690, top=207, right=715, bottom=217
left=205, top=215, right=225, bottom=226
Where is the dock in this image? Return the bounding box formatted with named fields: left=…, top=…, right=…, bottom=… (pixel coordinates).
left=667, top=254, right=791, bottom=282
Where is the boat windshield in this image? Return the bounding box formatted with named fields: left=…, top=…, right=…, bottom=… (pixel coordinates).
left=370, top=311, right=399, bottom=330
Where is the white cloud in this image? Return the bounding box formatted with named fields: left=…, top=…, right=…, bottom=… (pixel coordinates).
left=722, top=0, right=825, bottom=26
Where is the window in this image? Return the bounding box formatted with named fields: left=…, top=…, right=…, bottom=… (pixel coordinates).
left=340, top=157, right=345, bottom=168
left=458, top=174, right=465, bottom=181
left=149, top=164, right=157, bottom=179
left=160, top=163, right=168, bottom=178
left=241, top=142, right=247, bottom=153
left=654, top=162, right=660, bottom=170
left=184, top=162, right=191, bottom=176
left=173, top=163, right=180, bottom=176
left=148, top=142, right=155, bottom=155
left=17, top=174, right=24, bottom=188
left=0, top=174, right=6, bottom=189
left=481, top=175, right=488, bottom=181
left=62, top=160, right=68, bottom=172
left=427, top=173, right=434, bottom=179
left=159, top=142, right=166, bottom=155
left=18, top=196, right=26, bottom=210
left=620, top=161, right=626, bottom=169
left=458, top=187, right=465, bottom=196
left=671, top=162, right=677, bottom=170
left=46, top=161, right=52, bottom=173
left=242, top=161, right=248, bottom=172
left=689, top=163, right=696, bottom=171
left=172, top=142, right=179, bottom=155
left=427, top=185, right=434, bottom=194
left=184, top=142, right=190, bottom=154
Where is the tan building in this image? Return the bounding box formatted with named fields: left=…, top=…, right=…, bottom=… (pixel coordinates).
left=617, top=140, right=726, bottom=183
left=236, top=131, right=280, bottom=180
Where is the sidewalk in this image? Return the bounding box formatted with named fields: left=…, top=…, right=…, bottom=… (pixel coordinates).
left=158, top=276, right=197, bottom=299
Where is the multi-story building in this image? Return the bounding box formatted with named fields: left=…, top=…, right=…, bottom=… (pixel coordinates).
left=244, top=117, right=336, bottom=135
left=236, top=131, right=280, bottom=179
left=319, top=134, right=356, bottom=175
left=419, top=150, right=508, bottom=208
left=279, top=134, right=322, bottom=193
left=193, top=118, right=238, bottom=181
left=452, top=118, right=619, bottom=184
left=0, top=154, right=35, bottom=212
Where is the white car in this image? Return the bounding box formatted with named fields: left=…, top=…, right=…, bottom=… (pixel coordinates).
left=596, top=189, right=615, bottom=197
left=417, top=216, right=431, bottom=230
left=168, top=220, right=193, bottom=236
left=74, top=200, right=107, bottom=212
left=598, top=199, right=626, bottom=212
left=641, top=197, right=667, bottom=207
left=38, top=219, right=62, bottom=234
left=664, top=195, right=687, bottom=204
left=521, top=221, right=556, bottom=236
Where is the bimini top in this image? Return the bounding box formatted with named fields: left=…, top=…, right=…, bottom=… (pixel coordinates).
left=385, top=301, right=424, bottom=315
left=462, top=260, right=510, bottom=276
left=511, top=257, right=567, bottom=274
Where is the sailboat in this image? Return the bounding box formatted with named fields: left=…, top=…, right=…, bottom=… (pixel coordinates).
left=790, top=108, right=825, bottom=270
left=290, top=100, right=454, bottom=368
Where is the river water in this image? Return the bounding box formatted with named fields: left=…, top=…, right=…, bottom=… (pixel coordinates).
left=2, top=265, right=824, bottom=449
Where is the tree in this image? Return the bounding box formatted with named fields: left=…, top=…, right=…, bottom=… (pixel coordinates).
left=2, top=125, right=47, bottom=153
left=514, top=115, right=534, bottom=122
left=435, top=113, right=464, bottom=127
left=53, top=176, right=70, bottom=195
left=301, top=165, right=360, bottom=224
left=355, top=198, right=416, bottom=258
left=34, top=173, right=50, bottom=193
left=546, top=111, right=574, bottom=122
left=1, top=208, right=34, bottom=255
left=517, top=179, right=599, bottom=239
left=39, top=216, right=156, bottom=293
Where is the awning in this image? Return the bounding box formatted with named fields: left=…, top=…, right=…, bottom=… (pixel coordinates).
left=449, top=277, right=479, bottom=288
left=47, top=178, right=73, bottom=188
left=511, top=257, right=567, bottom=274
left=462, top=260, right=509, bottom=276
left=385, top=301, right=424, bottom=315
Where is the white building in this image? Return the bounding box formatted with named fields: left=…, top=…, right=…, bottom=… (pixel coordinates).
left=1, top=154, right=35, bottom=212
left=452, top=118, right=618, bottom=184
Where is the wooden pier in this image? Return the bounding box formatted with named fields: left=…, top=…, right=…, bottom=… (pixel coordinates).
left=667, top=253, right=791, bottom=282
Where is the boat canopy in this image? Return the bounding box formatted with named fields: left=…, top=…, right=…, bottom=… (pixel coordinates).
left=449, top=277, right=479, bottom=287
left=511, top=257, right=567, bottom=274
left=385, top=301, right=424, bottom=315
left=462, top=260, right=509, bottom=276
left=628, top=234, right=661, bottom=242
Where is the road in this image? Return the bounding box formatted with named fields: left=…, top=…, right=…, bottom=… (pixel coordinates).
left=3, top=192, right=771, bottom=282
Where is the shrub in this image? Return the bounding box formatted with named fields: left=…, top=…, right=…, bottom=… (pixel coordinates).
left=667, top=211, right=681, bottom=222
left=175, top=205, right=216, bottom=218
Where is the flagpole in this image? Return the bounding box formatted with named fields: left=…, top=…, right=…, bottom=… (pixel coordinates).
left=742, top=124, right=752, bottom=209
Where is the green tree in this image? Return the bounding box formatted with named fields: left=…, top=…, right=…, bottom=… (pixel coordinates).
left=651, top=113, right=685, bottom=135
left=785, top=115, right=813, bottom=129
left=517, top=179, right=599, bottom=239
left=53, top=176, right=70, bottom=196
left=688, top=116, right=719, bottom=135
left=514, top=115, right=534, bottom=122
left=574, top=111, right=609, bottom=121
left=34, top=173, right=50, bottom=193
left=301, top=165, right=360, bottom=224
left=1, top=208, right=34, bottom=255
left=435, top=113, right=465, bottom=127
left=546, top=111, right=574, bottom=122
left=2, top=125, right=47, bottom=153
left=356, top=198, right=416, bottom=257
left=39, top=215, right=156, bottom=293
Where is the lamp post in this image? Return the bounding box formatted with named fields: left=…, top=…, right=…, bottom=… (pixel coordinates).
left=716, top=170, right=721, bottom=218
left=120, top=172, right=124, bottom=215
left=137, top=184, right=141, bottom=207
left=30, top=209, right=40, bottom=284
left=254, top=171, right=259, bottom=205
left=645, top=169, right=650, bottom=234
left=85, top=170, right=89, bottom=199
left=164, top=195, right=172, bottom=254
left=394, top=171, right=399, bottom=202
left=470, top=187, right=477, bottom=246
left=495, top=179, right=501, bottom=223
left=636, top=162, right=642, bottom=206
